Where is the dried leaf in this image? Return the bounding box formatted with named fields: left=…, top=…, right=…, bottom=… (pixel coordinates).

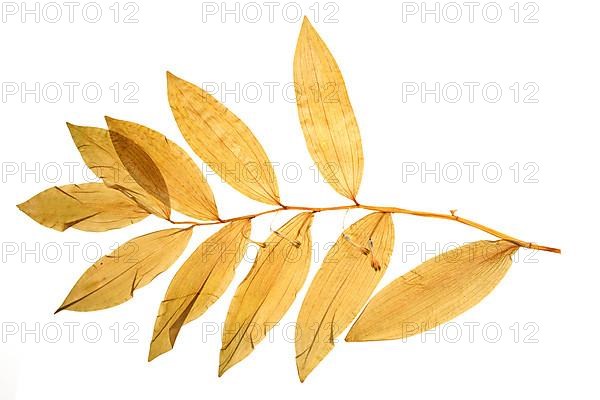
left=295, top=212, right=394, bottom=381
left=67, top=123, right=170, bottom=219
left=294, top=18, right=364, bottom=202
left=106, top=117, right=219, bottom=221
left=109, top=131, right=172, bottom=214
left=149, top=220, right=251, bottom=361
left=56, top=228, right=192, bottom=312
left=220, top=212, right=314, bottom=376
left=167, top=72, right=281, bottom=205
left=17, top=183, right=148, bottom=232
left=346, top=240, right=519, bottom=342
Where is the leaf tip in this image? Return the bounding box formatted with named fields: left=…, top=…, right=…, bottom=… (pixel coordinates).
left=55, top=295, right=76, bottom=314
left=344, top=329, right=363, bottom=342
left=297, top=369, right=307, bottom=383
left=166, top=71, right=182, bottom=87
left=16, top=195, right=67, bottom=232
left=300, top=15, right=318, bottom=39
left=147, top=348, right=161, bottom=362
left=218, top=351, right=237, bottom=377
left=104, top=115, right=119, bottom=126
left=65, top=121, right=83, bottom=139
left=301, top=15, right=311, bottom=28
left=147, top=333, right=174, bottom=362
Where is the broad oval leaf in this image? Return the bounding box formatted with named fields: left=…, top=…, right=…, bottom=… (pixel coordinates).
left=17, top=183, right=148, bottom=232
left=149, top=219, right=251, bottom=361
left=294, top=18, right=364, bottom=202
left=167, top=72, right=281, bottom=205
left=67, top=123, right=170, bottom=219
left=220, top=212, right=314, bottom=376
left=346, top=240, right=519, bottom=342
left=295, top=212, right=394, bottom=382
left=56, top=228, right=192, bottom=312
left=106, top=117, right=219, bottom=221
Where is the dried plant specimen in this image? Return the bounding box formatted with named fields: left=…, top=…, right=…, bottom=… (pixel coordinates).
left=296, top=212, right=394, bottom=381
left=167, top=72, right=281, bottom=205
left=56, top=228, right=192, bottom=312
left=294, top=19, right=363, bottom=201
left=17, top=18, right=560, bottom=382
left=17, top=183, right=149, bottom=232
left=221, top=212, right=314, bottom=376
left=346, top=240, right=519, bottom=342
left=150, top=219, right=251, bottom=361
left=67, top=123, right=170, bottom=218
left=106, top=117, right=219, bottom=220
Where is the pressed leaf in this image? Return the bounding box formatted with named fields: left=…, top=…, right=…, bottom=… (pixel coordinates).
left=220, top=212, right=314, bottom=376
left=109, top=132, right=172, bottom=214
left=167, top=72, right=280, bottom=205
left=106, top=117, right=219, bottom=221
left=149, top=220, right=251, bottom=361
left=295, top=212, right=394, bottom=382
left=346, top=240, right=519, bottom=342
left=17, top=183, right=148, bottom=232
left=57, top=228, right=192, bottom=312
left=67, top=123, right=170, bottom=219
left=294, top=17, right=364, bottom=201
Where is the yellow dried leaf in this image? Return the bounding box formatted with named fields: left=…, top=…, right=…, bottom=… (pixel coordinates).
left=346, top=240, right=519, bottom=342
left=67, top=123, right=170, bottom=219
left=167, top=72, right=281, bottom=205
left=106, top=117, right=219, bottom=221
left=17, top=183, right=148, bottom=232
left=56, top=228, right=192, bottom=312
left=220, top=212, right=314, bottom=376
left=295, top=212, right=394, bottom=382
left=109, top=131, right=171, bottom=214
left=149, top=220, right=251, bottom=361
left=294, top=18, right=364, bottom=202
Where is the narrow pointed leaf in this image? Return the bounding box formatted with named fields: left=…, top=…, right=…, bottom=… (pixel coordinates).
left=294, top=18, right=364, bottom=201
left=67, top=123, right=170, bottom=219
left=167, top=72, right=280, bottom=205
left=295, top=212, right=394, bottom=381
left=109, top=131, right=171, bottom=214
left=220, top=212, right=314, bottom=376
left=149, top=220, right=251, bottom=361
left=57, top=228, right=192, bottom=312
left=17, top=183, right=148, bottom=232
left=346, top=240, right=519, bottom=342
left=106, top=117, right=219, bottom=220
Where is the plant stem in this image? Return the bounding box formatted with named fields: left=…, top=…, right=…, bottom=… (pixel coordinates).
left=171, top=203, right=561, bottom=254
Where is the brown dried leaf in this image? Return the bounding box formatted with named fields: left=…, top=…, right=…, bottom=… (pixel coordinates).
left=56, top=228, right=192, bottom=312
left=106, top=117, right=219, bottom=221
left=167, top=72, right=281, bottom=205
left=220, top=212, right=314, bottom=376
left=149, top=220, right=251, bottom=361
left=294, top=18, right=364, bottom=202
left=346, top=240, right=519, bottom=342
left=295, top=212, right=394, bottom=382
left=67, top=123, right=170, bottom=219
left=17, top=183, right=148, bottom=232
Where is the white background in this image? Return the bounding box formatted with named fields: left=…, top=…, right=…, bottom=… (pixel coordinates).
left=1, top=0, right=598, bottom=398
